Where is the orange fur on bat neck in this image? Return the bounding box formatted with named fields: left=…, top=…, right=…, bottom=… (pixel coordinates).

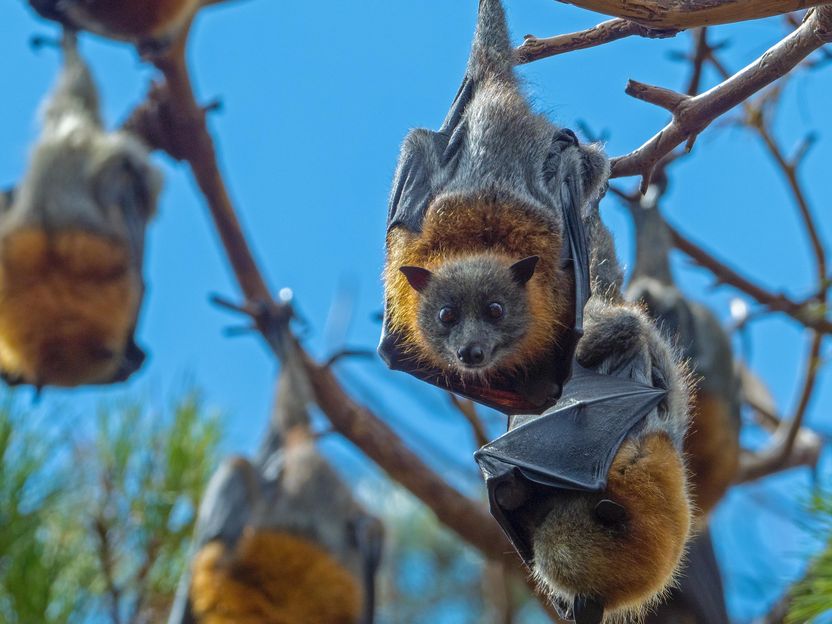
left=384, top=194, right=572, bottom=377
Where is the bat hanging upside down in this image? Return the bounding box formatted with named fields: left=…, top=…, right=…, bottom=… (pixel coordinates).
left=168, top=361, right=384, bottom=624
left=381, top=1, right=694, bottom=621
left=0, top=34, right=161, bottom=388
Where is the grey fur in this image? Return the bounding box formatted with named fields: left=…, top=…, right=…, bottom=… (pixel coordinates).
left=1, top=34, right=161, bottom=258
left=624, top=191, right=740, bottom=404
left=414, top=255, right=535, bottom=376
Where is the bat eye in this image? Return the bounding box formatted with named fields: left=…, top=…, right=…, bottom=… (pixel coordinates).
left=594, top=499, right=627, bottom=527
left=438, top=306, right=458, bottom=325
left=487, top=302, right=504, bottom=320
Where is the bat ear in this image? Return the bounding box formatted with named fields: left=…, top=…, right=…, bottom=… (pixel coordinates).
left=399, top=266, right=433, bottom=293
left=509, top=256, right=539, bottom=286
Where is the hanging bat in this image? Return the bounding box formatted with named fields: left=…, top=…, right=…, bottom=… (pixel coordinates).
left=0, top=33, right=160, bottom=388
left=476, top=252, right=693, bottom=623
left=168, top=359, right=384, bottom=624
left=624, top=187, right=741, bottom=519
left=28, top=0, right=227, bottom=54
left=380, top=1, right=693, bottom=621
left=379, top=0, right=609, bottom=413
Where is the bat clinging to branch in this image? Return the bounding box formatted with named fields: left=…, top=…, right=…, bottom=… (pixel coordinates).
left=379, top=0, right=608, bottom=413
left=0, top=34, right=160, bottom=388
left=381, top=1, right=693, bottom=621
left=169, top=358, right=384, bottom=624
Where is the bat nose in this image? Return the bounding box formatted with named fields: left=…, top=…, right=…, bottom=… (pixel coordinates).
left=457, top=344, right=485, bottom=365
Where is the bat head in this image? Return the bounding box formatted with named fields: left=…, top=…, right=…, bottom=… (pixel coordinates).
left=400, top=254, right=538, bottom=380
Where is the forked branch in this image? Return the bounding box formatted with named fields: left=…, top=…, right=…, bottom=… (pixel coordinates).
left=611, top=6, right=832, bottom=184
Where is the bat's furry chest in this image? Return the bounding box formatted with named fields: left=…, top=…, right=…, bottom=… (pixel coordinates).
left=0, top=228, right=139, bottom=385
left=190, top=531, right=362, bottom=624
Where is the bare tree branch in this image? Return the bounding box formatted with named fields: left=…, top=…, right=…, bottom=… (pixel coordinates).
left=611, top=6, right=832, bottom=184
left=553, top=0, right=830, bottom=30
left=667, top=224, right=832, bottom=334
left=516, top=18, right=679, bottom=63
left=450, top=394, right=490, bottom=448
left=736, top=333, right=824, bottom=483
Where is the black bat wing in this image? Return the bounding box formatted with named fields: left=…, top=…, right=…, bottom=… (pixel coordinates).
left=386, top=77, right=473, bottom=233
left=475, top=366, right=666, bottom=562
left=674, top=527, right=730, bottom=624
left=167, top=457, right=260, bottom=624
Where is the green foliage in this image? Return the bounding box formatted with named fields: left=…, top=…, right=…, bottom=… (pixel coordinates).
left=787, top=493, right=832, bottom=624
left=0, top=391, right=222, bottom=624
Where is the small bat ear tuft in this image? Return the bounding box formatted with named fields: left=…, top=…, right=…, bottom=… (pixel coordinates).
left=399, top=266, right=433, bottom=293
left=509, top=256, right=539, bottom=286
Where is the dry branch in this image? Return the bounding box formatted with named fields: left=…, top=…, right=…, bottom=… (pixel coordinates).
left=516, top=18, right=678, bottom=63
left=611, top=6, right=832, bottom=183
left=668, top=224, right=832, bottom=334
left=553, top=0, right=829, bottom=30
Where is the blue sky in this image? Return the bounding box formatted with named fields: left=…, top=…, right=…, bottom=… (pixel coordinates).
left=1, top=1, right=830, bottom=621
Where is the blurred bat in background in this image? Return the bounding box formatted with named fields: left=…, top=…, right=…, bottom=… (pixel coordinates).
left=0, top=33, right=160, bottom=388
left=623, top=180, right=742, bottom=521
left=168, top=354, right=384, bottom=624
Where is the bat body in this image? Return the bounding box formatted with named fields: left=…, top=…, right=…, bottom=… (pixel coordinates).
left=29, top=0, right=210, bottom=52
left=169, top=364, right=383, bottom=624
left=624, top=195, right=741, bottom=519
left=0, top=35, right=160, bottom=387
left=383, top=2, right=693, bottom=621
left=380, top=0, right=608, bottom=412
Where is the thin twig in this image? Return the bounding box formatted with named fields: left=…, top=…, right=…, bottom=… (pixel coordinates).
left=668, top=224, right=832, bottom=334
left=449, top=393, right=490, bottom=448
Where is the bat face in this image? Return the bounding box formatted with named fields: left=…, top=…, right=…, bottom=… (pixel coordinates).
left=0, top=126, right=160, bottom=387
left=403, top=254, right=537, bottom=380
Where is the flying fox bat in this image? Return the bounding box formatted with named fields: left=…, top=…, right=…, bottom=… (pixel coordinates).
left=168, top=360, right=384, bottom=624
left=624, top=184, right=741, bottom=519
left=0, top=33, right=160, bottom=388
left=380, top=1, right=693, bottom=621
